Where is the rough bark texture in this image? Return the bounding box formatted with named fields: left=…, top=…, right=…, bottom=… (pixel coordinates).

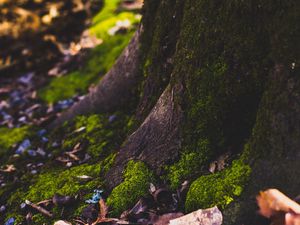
left=106, top=84, right=183, bottom=189
left=50, top=28, right=142, bottom=128
left=223, top=65, right=300, bottom=225
left=51, top=0, right=299, bottom=223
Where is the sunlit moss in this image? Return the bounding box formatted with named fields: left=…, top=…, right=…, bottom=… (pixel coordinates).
left=90, top=12, right=140, bottom=41
left=185, top=159, right=251, bottom=212
left=38, top=0, right=141, bottom=103
left=92, top=0, right=120, bottom=25
left=107, top=161, right=155, bottom=216
left=25, top=163, right=102, bottom=202
left=0, top=126, right=31, bottom=157
left=61, top=113, right=131, bottom=159
left=166, top=139, right=210, bottom=189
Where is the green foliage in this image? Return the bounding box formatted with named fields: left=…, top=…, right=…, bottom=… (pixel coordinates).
left=185, top=159, right=251, bottom=212
left=107, top=161, right=154, bottom=216
left=25, top=163, right=102, bottom=202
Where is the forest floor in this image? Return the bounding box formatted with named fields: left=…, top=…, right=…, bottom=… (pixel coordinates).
left=0, top=1, right=150, bottom=224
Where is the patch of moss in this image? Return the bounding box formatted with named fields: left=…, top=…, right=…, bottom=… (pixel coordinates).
left=38, top=0, right=142, bottom=104
left=92, top=0, right=120, bottom=25
left=31, top=214, right=48, bottom=225
left=0, top=126, right=31, bottom=156
left=90, top=12, right=140, bottom=41
left=107, top=160, right=154, bottom=216
left=4, top=213, right=23, bottom=224
left=4, top=162, right=105, bottom=224
left=25, top=163, right=102, bottom=202
left=38, top=32, right=133, bottom=103
left=162, top=0, right=273, bottom=196
left=61, top=113, right=130, bottom=160
left=166, top=139, right=210, bottom=189
left=185, top=159, right=251, bottom=212
left=99, top=153, right=116, bottom=175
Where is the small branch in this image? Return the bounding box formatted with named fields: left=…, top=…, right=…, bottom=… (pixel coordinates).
left=25, top=200, right=53, bottom=217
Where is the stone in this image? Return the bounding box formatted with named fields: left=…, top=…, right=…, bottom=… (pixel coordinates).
left=169, top=206, right=222, bottom=225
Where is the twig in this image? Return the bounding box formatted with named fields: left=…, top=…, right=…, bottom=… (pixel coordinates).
left=25, top=200, right=53, bottom=217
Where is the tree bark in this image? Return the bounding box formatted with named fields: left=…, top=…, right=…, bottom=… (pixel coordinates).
left=52, top=1, right=300, bottom=223
left=106, top=84, right=184, bottom=189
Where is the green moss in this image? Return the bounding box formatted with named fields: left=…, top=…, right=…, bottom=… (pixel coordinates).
left=38, top=33, right=133, bottom=103
left=92, top=0, right=120, bottom=25
left=185, top=159, right=251, bottom=212
left=38, top=0, right=141, bottom=103
left=61, top=113, right=130, bottom=160
left=90, top=12, right=140, bottom=41
left=31, top=214, right=48, bottom=225
left=164, top=0, right=272, bottom=194
left=107, top=161, right=154, bottom=216
left=4, top=213, right=23, bottom=224
left=0, top=126, right=31, bottom=156
left=166, top=139, right=210, bottom=189
left=25, top=163, right=102, bottom=202
left=99, top=153, right=116, bottom=175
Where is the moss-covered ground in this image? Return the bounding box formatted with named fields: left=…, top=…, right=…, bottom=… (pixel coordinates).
left=2, top=0, right=299, bottom=224
left=1, top=1, right=143, bottom=224
left=38, top=0, right=141, bottom=103
left=2, top=111, right=133, bottom=224
left=0, top=126, right=31, bottom=158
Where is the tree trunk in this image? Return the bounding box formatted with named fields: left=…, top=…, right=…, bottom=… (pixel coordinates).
left=54, top=0, right=299, bottom=224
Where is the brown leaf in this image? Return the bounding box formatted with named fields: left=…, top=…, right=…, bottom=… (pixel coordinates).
left=0, top=164, right=16, bottom=173
left=99, top=198, right=108, bottom=219
left=90, top=199, right=114, bottom=225
left=257, top=189, right=300, bottom=218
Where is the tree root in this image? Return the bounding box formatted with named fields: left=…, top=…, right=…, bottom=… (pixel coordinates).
left=105, top=84, right=183, bottom=189
left=49, top=27, right=142, bottom=128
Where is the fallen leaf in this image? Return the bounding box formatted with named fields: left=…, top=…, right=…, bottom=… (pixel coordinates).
left=0, top=164, right=16, bottom=173
left=257, top=189, right=300, bottom=218
left=99, top=198, right=108, bottom=219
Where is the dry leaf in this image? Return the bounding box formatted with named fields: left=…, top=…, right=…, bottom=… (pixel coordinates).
left=285, top=213, right=300, bottom=225
left=99, top=198, right=108, bottom=219
left=257, top=189, right=300, bottom=218
left=89, top=199, right=116, bottom=225
left=0, top=164, right=16, bottom=173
